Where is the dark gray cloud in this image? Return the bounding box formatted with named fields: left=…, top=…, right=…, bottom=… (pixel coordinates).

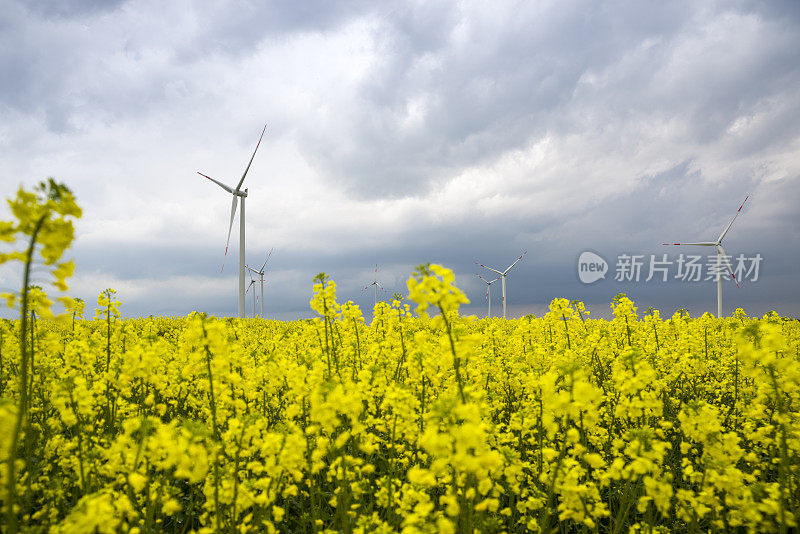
left=0, top=0, right=798, bottom=321
left=299, top=0, right=800, bottom=198
left=181, top=1, right=378, bottom=56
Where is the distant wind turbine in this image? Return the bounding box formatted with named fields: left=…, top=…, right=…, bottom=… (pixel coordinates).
left=477, top=274, right=501, bottom=318
left=476, top=251, right=527, bottom=319
left=246, top=269, right=258, bottom=318
left=663, top=195, right=748, bottom=317
left=198, top=125, right=266, bottom=317
left=362, top=264, right=386, bottom=306
left=246, top=248, right=272, bottom=318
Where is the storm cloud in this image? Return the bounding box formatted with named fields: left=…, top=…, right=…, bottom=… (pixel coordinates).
left=0, top=0, right=798, bottom=320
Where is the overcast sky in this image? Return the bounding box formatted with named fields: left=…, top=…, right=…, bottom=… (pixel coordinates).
left=1, top=0, right=798, bottom=320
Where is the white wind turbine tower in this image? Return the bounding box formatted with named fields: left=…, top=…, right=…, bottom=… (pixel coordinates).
left=246, top=248, right=272, bottom=318
left=476, top=274, right=501, bottom=318
left=362, top=264, right=386, bottom=306
left=663, top=195, right=748, bottom=318
left=476, top=251, right=527, bottom=319
left=198, top=125, right=266, bottom=318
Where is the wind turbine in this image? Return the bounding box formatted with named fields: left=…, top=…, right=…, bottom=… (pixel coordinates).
left=663, top=195, right=748, bottom=318
left=246, top=270, right=257, bottom=318
left=476, top=274, right=501, bottom=318
left=198, top=125, right=266, bottom=318
left=246, top=248, right=272, bottom=318
left=476, top=251, right=527, bottom=319
left=362, top=264, right=386, bottom=306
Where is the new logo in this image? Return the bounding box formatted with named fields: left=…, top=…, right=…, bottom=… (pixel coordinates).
left=578, top=251, right=608, bottom=284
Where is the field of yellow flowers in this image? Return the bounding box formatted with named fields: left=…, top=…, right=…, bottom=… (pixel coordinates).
left=2, top=182, right=800, bottom=533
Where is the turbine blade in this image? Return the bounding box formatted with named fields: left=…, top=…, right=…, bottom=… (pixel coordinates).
left=662, top=242, right=716, bottom=246
left=236, top=124, right=267, bottom=191
left=717, top=195, right=749, bottom=243
left=475, top=261, right=503, bottom=275
left=504, top=250, right=528, bottom=274
left=198, top=172, right=234, bottom=194
left=260, top=247, right=273, bottom=271
left=717, top=245, right=740, bottom=288
left=224, top=195, right=238, bottom=266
